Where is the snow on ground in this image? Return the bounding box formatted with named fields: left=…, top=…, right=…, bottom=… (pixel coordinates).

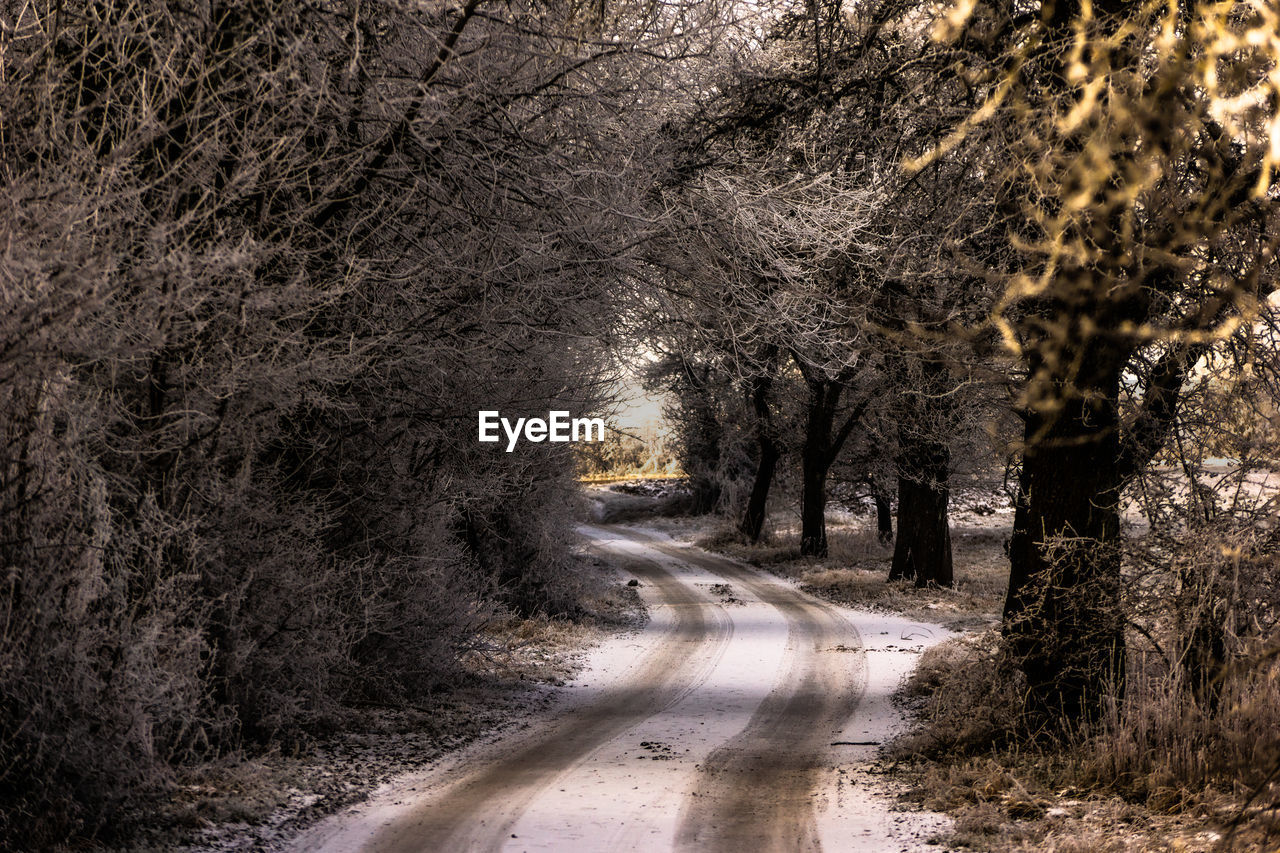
left=289, top=524, right=952, bottom=853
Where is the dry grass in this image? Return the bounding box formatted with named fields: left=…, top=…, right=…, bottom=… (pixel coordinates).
left=690, top=506, right=1010, bottom=631
left=463, top=578, right=643, bottom=686
left=896, top=631, right=1024, bottom=755
left=894, top=630, right=1280, bottom=852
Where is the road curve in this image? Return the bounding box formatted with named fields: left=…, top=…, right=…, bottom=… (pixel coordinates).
left=291, top=524, right=949, bottom=853
left=645, top=532, right=867, bottom=853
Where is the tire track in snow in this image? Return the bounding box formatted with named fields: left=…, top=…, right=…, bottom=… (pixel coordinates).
left=634, top=532, right=867, bottom=853
left=354, top=529, right=734, bottom=852
left=291, top=524, right=950, bottom=853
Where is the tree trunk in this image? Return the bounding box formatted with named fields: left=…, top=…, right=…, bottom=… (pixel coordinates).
left=889, top=443, right=952, bottom=586
left=1177, top=563, right=1227, bottom=713
left=739, top=364, right=779, bottom=543
left=682, top=363, right=722, bottom=515
left=794, top=363, right=867, bottom=559
left=739, top=432, right=780, bottom=542
left=799, top=377, right=837, bottom=557
left=873, top=486, right=893, bottom=545
left=1002, top=374, right=1126, bottom=725
left=800, top=446, right=829, bottom=557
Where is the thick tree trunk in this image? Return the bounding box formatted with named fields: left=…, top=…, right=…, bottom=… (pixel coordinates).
left=682, top=363, right=722, bottom=516
left=888, top=443, right=952, bottom=586
left=1002, top=375, right=1126, bottom=725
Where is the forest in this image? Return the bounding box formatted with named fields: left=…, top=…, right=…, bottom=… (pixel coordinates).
left=1, top=0, right=1278, bottom=849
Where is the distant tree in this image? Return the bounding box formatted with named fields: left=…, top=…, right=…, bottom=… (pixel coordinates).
left=645, top=153, right=881, bottom=551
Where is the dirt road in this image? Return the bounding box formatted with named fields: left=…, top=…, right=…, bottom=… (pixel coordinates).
left=291, top=525, right=950, bottom=852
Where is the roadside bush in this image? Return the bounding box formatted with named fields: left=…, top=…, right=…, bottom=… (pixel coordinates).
left=0, top=0, right=639, bottom=845
left=898, top=522, right=1280, bottom=838
left=0, top=373, right=214, bottom=844
left=643, top=356, right=755, bottom=516
left=895, top=630, right=1025, bottom=757
left=1079, top=643, right=1280, bottom=805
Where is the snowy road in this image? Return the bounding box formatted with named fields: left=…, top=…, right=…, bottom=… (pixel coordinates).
left=291, top=525, right=951, bottom=853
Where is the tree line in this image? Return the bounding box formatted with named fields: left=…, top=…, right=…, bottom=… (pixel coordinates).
left=637, top=0, right=1280, bottom=741
left=0, top=0, right=718, bottom=842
